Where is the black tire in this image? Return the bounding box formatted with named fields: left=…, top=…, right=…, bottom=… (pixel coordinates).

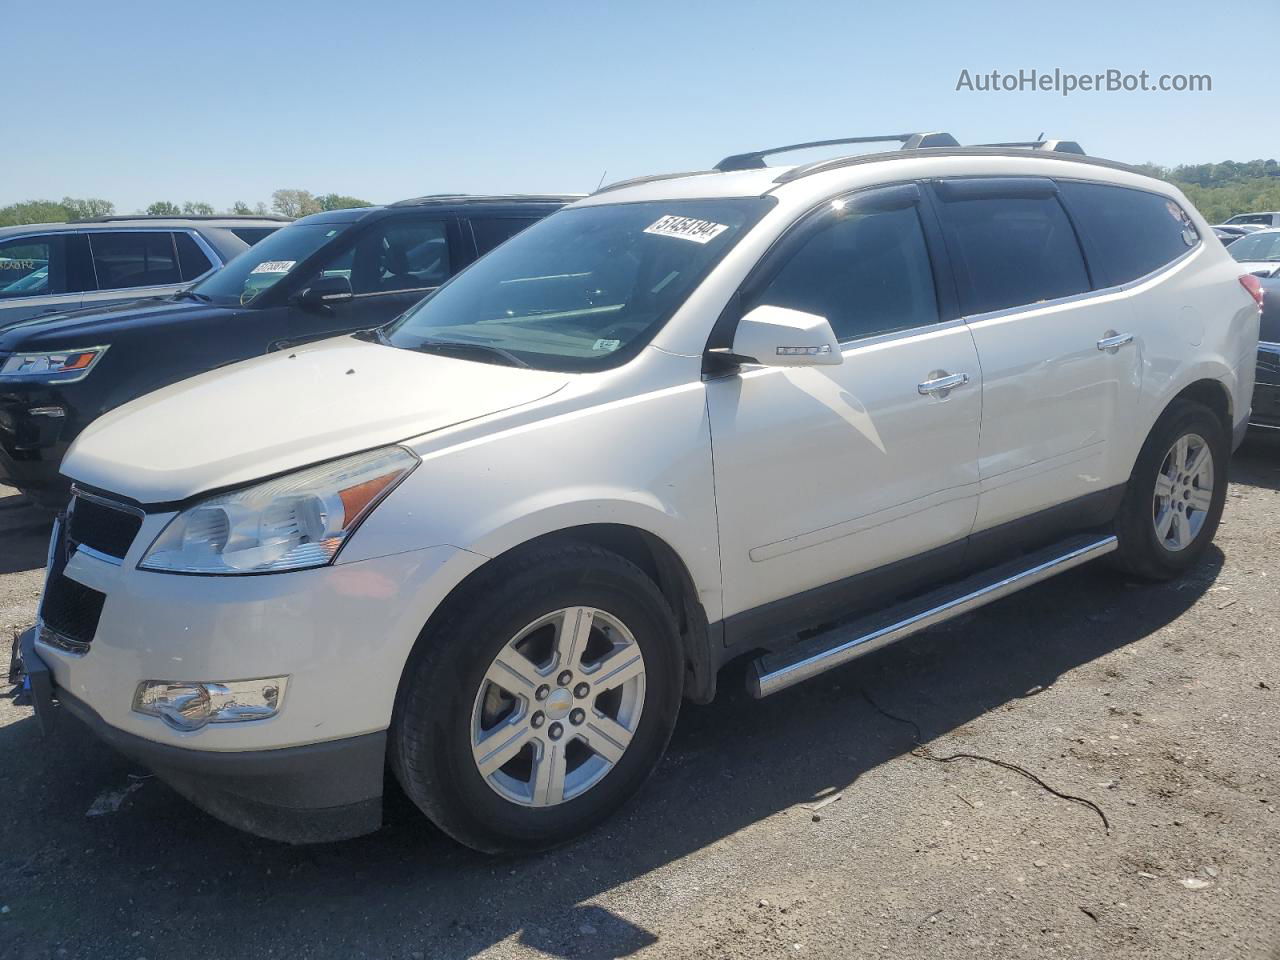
left=391, top=541, right=683, bottom=854
left=1112, top=398, right=1228, bottom=581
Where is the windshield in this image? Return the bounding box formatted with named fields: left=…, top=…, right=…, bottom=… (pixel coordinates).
left=384, top=198, right=772, bottom=371
left=193, top=222, right=343, bottom=305
left=1229, top=232, right=1280, bottom=263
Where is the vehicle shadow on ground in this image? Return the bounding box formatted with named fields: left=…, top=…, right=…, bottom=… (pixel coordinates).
left=1233, top=434, right=1280, bottom=491
left=0, top=488, right=52, bottom=575
left=0, top=549, right=1223, bottom=960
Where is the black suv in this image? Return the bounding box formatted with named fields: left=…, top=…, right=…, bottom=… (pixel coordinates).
left=0, top=195, right=573, bottom=507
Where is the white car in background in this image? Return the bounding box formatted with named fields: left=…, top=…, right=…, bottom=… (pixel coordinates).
left=19, top=133, right=1261, bottom=853
left=1228, top=226, right=1280, bottom=278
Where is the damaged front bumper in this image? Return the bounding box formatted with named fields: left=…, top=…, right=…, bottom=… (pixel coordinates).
left=12, top=626, right=386, bottom=843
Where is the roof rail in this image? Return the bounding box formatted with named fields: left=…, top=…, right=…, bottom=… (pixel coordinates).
left=773, top=145, right=1134, bottom=186
left=389, top=193, right=583, bottom=207
left=979, top=140, right=1086, bottom=155
left=70, top=214, right=292, bottom=223
left=714, top=132, right=959, bottom=172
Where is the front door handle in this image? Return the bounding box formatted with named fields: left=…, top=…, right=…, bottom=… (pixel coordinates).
left=1097, top=332, right=1134, bottom=353
left=917, top=371, right=970, bottom=398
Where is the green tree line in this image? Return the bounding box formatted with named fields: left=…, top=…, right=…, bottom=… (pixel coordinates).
left=0, top=189, right=371, bottom=227
left=1136, top=159, right=1280, bottom=224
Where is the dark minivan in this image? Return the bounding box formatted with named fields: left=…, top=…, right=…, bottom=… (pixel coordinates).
left=0, top=195, right=573, bottom=507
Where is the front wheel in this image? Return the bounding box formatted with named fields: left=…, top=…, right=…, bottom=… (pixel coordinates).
left=391, top=543, right=683, bottom=853
left=1112, top=398, right=1228, bottom=581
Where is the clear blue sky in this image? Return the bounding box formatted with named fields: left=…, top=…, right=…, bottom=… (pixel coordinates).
left=7, top=0, right=1270, bottom=212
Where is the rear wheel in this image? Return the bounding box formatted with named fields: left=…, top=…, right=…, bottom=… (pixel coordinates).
left=1113, top=399, right=1228, bottom=580
left=391, top=542, right=683, bottom=853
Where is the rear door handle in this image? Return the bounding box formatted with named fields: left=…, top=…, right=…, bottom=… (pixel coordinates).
left=917, top=372, right=970, bottom=398
left=1096, top=332, right=1134, bottom=353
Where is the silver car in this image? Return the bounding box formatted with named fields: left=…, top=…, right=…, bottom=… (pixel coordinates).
left=0, top=215, right=288, bottom=328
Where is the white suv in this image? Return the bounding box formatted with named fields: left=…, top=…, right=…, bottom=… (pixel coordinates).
left=20, top=134, right=1261, bottom=852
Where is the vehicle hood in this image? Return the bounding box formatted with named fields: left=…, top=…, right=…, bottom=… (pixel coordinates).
left=0, top=297, right=225, bottom=349
left=63, top=337, right=570, bottom=503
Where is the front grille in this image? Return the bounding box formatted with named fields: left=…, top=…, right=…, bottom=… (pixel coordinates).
left=68, top=494, right=142, bottom=560
left=39, top=573, right=106, bottom=650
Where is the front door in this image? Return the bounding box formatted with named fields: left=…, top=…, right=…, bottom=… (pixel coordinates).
left=283, top=216, right=459, bottom=347
left=707, top=185, right=982, bottom=631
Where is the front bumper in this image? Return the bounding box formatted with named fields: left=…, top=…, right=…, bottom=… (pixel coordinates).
left=18, top=626, right=385, bottom=842
left=1250, top=342, right=1280, bottom=431
left=0, top=385, right=74, bottom=505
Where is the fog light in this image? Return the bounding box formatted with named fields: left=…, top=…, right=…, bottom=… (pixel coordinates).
left=132, top=677, right=287, bottom=731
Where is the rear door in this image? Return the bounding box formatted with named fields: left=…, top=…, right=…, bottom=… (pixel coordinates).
left=928, top=177, right=1142, bottom=532
left=284, top=215, right=460, bottom=345
left=707, top=183, right=982, bottom=630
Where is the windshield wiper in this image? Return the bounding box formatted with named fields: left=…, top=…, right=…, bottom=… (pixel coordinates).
left=171, top=288, right=212, bottom=303
left=409, top=338, right=530, bottom=368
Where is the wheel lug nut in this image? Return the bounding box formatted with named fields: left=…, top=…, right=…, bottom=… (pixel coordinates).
left=557, top=671, right=573, bottom=686
left=531, top=711, right=545, bottom=729
left=535, top=685, right=550, bottom=701
left=570, top=708, right=585, bottom=725
left=574, top=682, right=589, bottom=698
left=548, top=722, right=563, bottom=741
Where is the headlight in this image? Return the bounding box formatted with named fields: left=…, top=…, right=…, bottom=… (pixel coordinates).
left=139, top=445, right=418, bottom=574
left=0, top=345, right=108, bottom=383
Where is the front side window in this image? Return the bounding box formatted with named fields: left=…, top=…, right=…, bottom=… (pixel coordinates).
left=749, top=202, right=938, bottom=342
left=174, top=232, right=214, bottom=281
left=936, top=193, right=1090, bottom=315
left=1060, top=182, right=1199, bottom=287
left=193, top=223, right=344, bottom=306
left=472, top=217, right=540, bottom=257
left=1227, top=231, right=1280, bottom=264
left=385, top=198, right=772, bottom=371
left=89, top=231, right=181, bottom=290
left=0, top=236, right=63, bottom=299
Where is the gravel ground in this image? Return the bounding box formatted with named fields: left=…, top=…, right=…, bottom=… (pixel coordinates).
left=1, top=439, right=1278, bottom=960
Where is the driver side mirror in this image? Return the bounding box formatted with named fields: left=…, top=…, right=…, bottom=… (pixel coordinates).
left=723, top=304, right=842, bottom=367
left=293, top=274, right=353, bottom=308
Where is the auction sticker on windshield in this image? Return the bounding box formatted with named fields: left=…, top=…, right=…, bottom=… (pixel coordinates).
left=250, top=260, right=297, bottom=274
left=643, top=215, right=729, bottom=244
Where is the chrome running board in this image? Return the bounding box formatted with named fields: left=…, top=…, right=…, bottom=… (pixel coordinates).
left=748, top=534, right=1118, bottom=698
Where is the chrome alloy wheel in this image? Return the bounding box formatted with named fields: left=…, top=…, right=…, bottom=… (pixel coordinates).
left=1152, top=432, right=1214, bottom=552
left=470, top=606, right=647, bottom=807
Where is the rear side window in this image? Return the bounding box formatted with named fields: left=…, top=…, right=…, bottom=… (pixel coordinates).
left=750, top=204, right=938, bottom=341
left=935, top=192, right=1090, bottom=315
left=174, top=232, right=214, bottom=281
left=231, top=227, right=278, bottom=245
left=472, top=218, right=540, bottom=257
left=1060, top=182, right=1199, bottom=287
left=1227, top=214, right=1275, bottom=226
left=89, top=231, right=181, bottom=290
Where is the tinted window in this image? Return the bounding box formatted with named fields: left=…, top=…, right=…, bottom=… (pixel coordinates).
left=1227, top=214, right=1275, bottom=226
left=387, top=198, right=771, bottom=371
left=303, top=219, right=449, bottom=296
left=230, top=227, right=278, bottom=245
left=936, top=193, right=1089, bottom=315
left=472, top=217, right=540, bottom=256
left=0, top=236, right=64, bottom=299
left=1060, top=182, right=1199, bottom=286
left=174, top=232, right=214, bottom=280
left=89, top=231, right=181, bottom=289
left=751, top=204, right=938, bottom=341
left=1227, top=231, right=1280, bottom=264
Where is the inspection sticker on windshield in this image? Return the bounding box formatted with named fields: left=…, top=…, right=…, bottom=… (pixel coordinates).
left=250, top=260, right=296, bottom=274
left=643, top=215, right=729, bottom=244
left=592, top=338, right=621, bottom=352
